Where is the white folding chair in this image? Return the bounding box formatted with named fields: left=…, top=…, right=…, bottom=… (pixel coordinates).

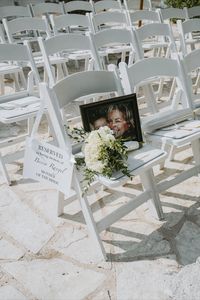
left=177, top=19, right=200, bottom=94
left=0, top=42, right=42, bottom=184
left=2, top=16, right=51, bottom=45
left=63, top=1, right=94, bottom=14
left=131, top=23, right=178, bottom=112
left=119, top=56, right=200, bottom=174
left=93, top=0, right=122, bottom=13
left=124, top=0, right=152, bottom=12
left=2, top=15, right=55, bottom=82
left=38, top=33, right=94, bottom=87
left=89, top=10, right=131, bottom=66
left=49, top=13, right=91, bottom=35
left=88, top=28, right=137, bottom=70
left=133, top=22, right=177, bottom=59
left=157, top=7, right=187, bottom=47
left=38, top=68, right=167, bottom=260
left=177, top=19, right=200, bottom=56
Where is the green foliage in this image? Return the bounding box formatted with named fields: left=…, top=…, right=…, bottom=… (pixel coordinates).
left=99, top=138, right=129, bottom=178
left=75, top=136, right=131, bottom=194
left=164, top=0, right=200, bottom=9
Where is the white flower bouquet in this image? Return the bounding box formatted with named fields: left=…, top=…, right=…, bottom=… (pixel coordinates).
left=75, top=126, right=139, bottom=193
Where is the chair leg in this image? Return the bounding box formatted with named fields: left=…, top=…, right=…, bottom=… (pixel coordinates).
left=13, top=73, right=21, bottom=91
left=0, top=75, right=5, bottom=95
left=84, top=57, right=90, bottom=71
left=194, top=73, right=200, bottom=94
left=56, top=64, right=64, bottom=82
left=28, top=117, right=35, bottom=135
left=168, top=144, right=176, bottom=161
left=140, top=169, right=164, bottom=220
left=191, top=139, right=200, bottom=170
left=19, top=70, right=27, bottom=90
left=169, top=78, right=177, bottom=101
left=143, top=84, right=158, bottom=114
left=73, top=171, right=107, bottom=260
left=62, top=62, right=69, bottom=77
left=0, top=153, right=11, bottom=185
left=57, top=190, right=66, bottom=216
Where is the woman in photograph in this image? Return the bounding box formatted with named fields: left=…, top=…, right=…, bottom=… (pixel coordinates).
left=107, top=104, right=136, bottom=139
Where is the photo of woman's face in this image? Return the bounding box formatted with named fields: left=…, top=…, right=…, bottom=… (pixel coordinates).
left=107, top=109, right=129, bottom=138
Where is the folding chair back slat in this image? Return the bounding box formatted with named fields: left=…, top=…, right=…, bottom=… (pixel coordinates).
left=63, top=1, right=94, bottom=14
left=3, top=16, right=51, bottom=44
left=0, top=5, right=32, bottom=21
left=50, top=13, right=91, bottom=35
left=30, top=2, right=64, bottom=17
left=93, top=0, right=122, bottom=13
left=177, top=19, right=200, bottom=55
left=53, top=70, right=123, bottom=108
left=184, top=6, right=200, bottom=19
left=124, top=0, right=152, bottom=11
left=38, top=33, right=93, bottom=86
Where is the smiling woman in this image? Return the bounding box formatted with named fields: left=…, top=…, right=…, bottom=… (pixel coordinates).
left=107, top=104, right=135, bottom=139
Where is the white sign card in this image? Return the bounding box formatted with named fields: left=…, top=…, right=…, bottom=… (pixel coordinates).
left=23, top=138, right=74, bottom=196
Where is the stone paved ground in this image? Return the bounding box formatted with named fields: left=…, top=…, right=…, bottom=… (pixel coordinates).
left=0, top=138, right=200, bottom=300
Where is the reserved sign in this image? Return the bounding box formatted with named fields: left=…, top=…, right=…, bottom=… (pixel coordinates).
left=23, top=138, right=74, bottom=196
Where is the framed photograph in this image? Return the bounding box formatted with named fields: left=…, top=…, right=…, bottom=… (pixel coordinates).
left=80, top=93, right=143, bottom=142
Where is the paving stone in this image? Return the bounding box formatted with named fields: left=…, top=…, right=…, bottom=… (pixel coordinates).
left=186, top=202, right=200, bottom=226
left=105, top=220, right=170, bottom=259
left=116, top=256, right=179, bottom=300
left=161, top=194, right=193, bottom=215
left=27, top=190, right=64, bottom=227
left=0, top=237, right=25, bottom=260
left=171, top=259, right=200, bottom=300
left=0, top=186, right=54, bottom=253
left=48, top=226, right=105, bottom=264
left=0, top=285, right=28, bottom=300
left=175, top=221, right=200, bottom=265
left=162, top=211, right=185, bottom=230
left=2, top=258, right=106, bottom=300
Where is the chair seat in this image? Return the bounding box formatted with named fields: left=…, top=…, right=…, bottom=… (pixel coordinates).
left=99, top=45, right=132, bottom=57
left=142, top=41, right=169, bottom=50
left=0, top=95, right=40, bottom=123
left=0, top=63, right=22, bottom=75
left=147, top=120, right=200, bottom=147
left=97, top=144, right=167, bottom=188
left=185, top=38, right=200, bottom=45
left=68, top=50, right=91, bottom=60
left=33, top=55, right=68, bottom=67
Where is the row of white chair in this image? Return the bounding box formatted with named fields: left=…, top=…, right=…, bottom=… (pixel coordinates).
left=0, top=35, right=199, bottom=178
left=0, top=0, right=149, bottom=22
left=1, top=13, right=199, bottom=111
